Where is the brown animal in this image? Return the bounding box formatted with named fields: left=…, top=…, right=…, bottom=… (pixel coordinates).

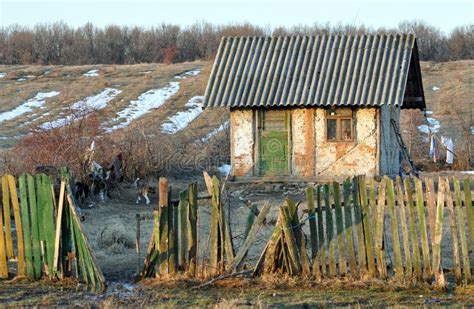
left=134, top=178, right=155, bottom=205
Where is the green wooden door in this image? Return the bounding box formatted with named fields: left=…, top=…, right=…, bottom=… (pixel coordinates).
left=259, top=110, right=289, bottom=176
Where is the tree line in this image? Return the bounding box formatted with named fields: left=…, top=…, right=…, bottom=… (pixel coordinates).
left=0, top=20, right=472, bottom=65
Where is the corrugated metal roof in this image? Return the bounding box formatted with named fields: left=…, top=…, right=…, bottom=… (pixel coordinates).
left=204, top=34, right=419, bottom=108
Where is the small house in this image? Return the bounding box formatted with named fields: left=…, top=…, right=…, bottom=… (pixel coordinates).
left=203, top=34, right=425, bottom=180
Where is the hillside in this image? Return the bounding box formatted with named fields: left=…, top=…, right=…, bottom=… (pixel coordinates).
left=0, top=60, right=472, bottom=172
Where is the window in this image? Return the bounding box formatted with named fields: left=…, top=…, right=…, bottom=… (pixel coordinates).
left=326, top=109, right=354, bottom=141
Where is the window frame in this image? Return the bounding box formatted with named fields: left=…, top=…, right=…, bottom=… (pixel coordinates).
left=325, top=109, right=355, bottom=142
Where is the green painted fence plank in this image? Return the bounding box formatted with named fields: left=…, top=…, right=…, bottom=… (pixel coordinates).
left=28, top=174, right=42, bottom=279
left=19, top=174, right=34, bottom=279
left=41, top=174, right=56, bottom=277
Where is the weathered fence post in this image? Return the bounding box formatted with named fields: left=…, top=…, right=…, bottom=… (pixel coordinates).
left=404, top=177, right=422, bottom=281
left=454, top=178, right=471, bottom=284
left=158, top=177, right=169, bottom=276
left=375, top=178, right=387, bottom=279
left=359, top=176, right=375, bottom=278
left=333, top=182, right=346, bottom=276
left=343, top=179, right=357, bottom=277
left=316, top=185, right=326, bottom=276
left=386, top=177, right=403, bottom=279
left=396, top=176, right=412, bottom=278
left=187, top=182, right=198, bottom=276
left=179, top=190, right=188, bottom=271
left=306, top=186, right=321, bottom=279
left=415, top=178, right=432, bottom=281
left=432, top=177, right=446, bottom=288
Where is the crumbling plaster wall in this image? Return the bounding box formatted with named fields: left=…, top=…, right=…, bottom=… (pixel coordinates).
left=291, top=108, right=315, bottom=176
left=230, top=109, right=255, bottom=177
left=315, top=108, right=378, bottom=177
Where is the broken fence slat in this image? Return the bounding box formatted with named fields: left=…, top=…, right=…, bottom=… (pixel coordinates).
left=179, top=190, right=188, bottom=271
left=187, top=183, right=198, bottom=276
left=53, top=180, right=66, bottom=274
left=352, top=177, right=367, bottom=274
left=323, top=184, right=336, bottom=278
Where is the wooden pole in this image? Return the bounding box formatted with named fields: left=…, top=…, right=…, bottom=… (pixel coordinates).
left=136, top=214, right=141, bottom=274
left=353, top=177, right=367, bottom=274
left=187, top=183, right=198, bottom=276
left=28, top=174, right=42, bottom=279
left=316, top=185, right=326, bottom=276
left=53, top=180, right=66, bottom=274
left=7, top=175, right=26, bottom=277
left=179, top=190, right=188, bottom=271
left=158, top=177, right=169, bottom=276
left=19, top=174, right=34, bottom=279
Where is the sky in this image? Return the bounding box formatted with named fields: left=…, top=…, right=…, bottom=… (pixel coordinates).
left=0, top=0, right=472, bottom=34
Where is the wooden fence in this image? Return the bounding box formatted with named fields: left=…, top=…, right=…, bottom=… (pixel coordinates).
left=0, top=169, right=104, bottom=290
left=254, top=175, right=473, bottom=287
left=141, top=175, right=235, bottom=278
left=140, top=174, right=473, bottom=288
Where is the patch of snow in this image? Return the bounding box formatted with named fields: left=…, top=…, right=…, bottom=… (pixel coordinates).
left=432, top=86, right=440, bottom=91
left=43, top=69, right=52, bottom=75
left=16, top=77, right=27, bottom=82
left=425, top=110, right=433, bottom=115
left=175, top=69, right=201, bottom=79
left=108, top=82, right=180, bottom=131
left=0, top=72, right=6, bottom=79
left=84, top=69, right=99, bottom=77
left=203, top=121, right=229, bottom=141
left=140, top=71, right=152, bottom=74
left=462, top=171, right=474, bottom=175
left=217, top=164, right=231, bottom=176
left=418, top=117, right=440, bottom=134
left=161, top=96, right=204, bottom=134
left=39, top=88, right=121, bottom=129
left=0, top=91, right=60, bottom=123
left=471, top=126, right=474, bottom=135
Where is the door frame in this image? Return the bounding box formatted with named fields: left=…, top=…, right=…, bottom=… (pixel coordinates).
left=254, top=109, right=292, bottom=176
